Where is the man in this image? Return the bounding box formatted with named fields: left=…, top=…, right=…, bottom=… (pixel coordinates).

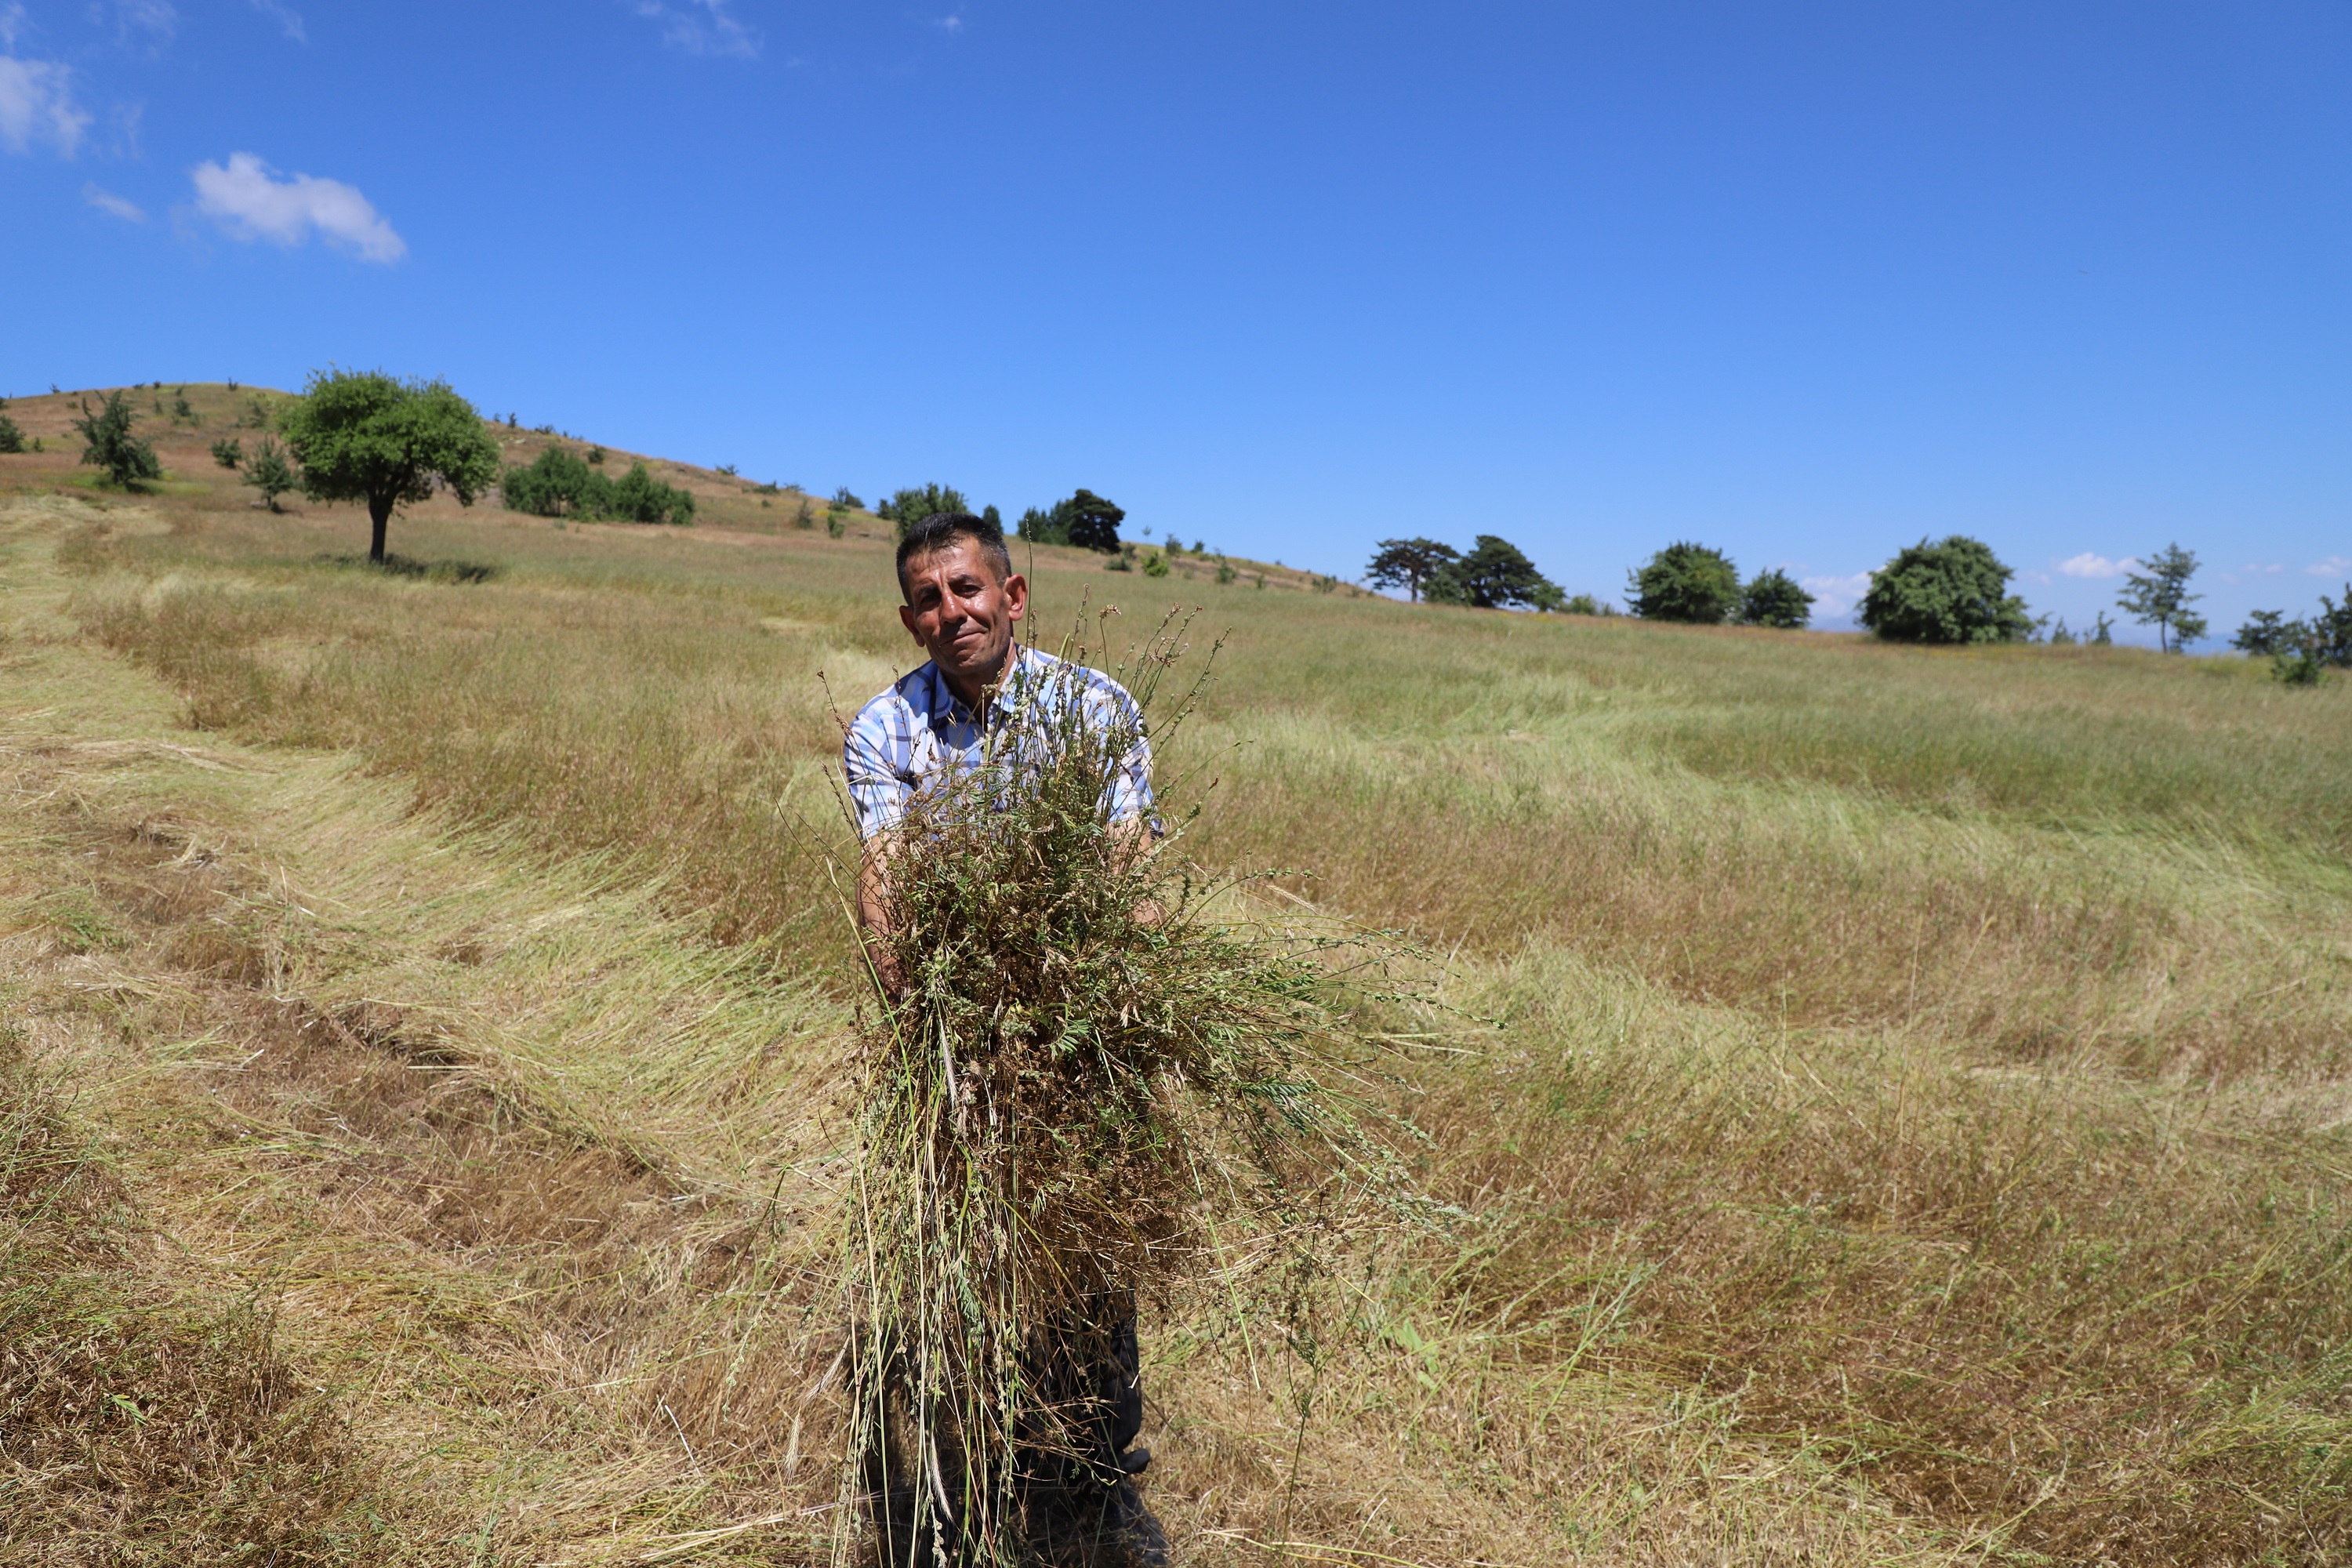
left=844, top=510, right=1168, bottom=1567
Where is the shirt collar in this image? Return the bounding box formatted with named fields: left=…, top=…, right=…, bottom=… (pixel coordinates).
left=925, top=644, right=1043, bottom=727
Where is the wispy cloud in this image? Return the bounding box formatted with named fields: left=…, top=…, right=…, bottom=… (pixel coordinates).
left=2056, top=551, right=2140, bottom=579
left=632, top=0, right=758, bottom=59
left=83, top=180, right=144, bottom=220
left=0, top=51, right=89, bottom=154
left=109, top=0, right=176, bottom=53
left=935, top=12, right=964, bottom=32
left=2307, top=555, right=2352, bottom=580
left=249, top=0, right=304, bottom=43
left=1800, top=571, right=1872, bottom=616
left=191, top=151, right=405, bottom=263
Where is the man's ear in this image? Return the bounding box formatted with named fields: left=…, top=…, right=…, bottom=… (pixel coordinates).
left=1003, top=572, right=1029, bottom=622
left=899, top=601, right=924, bottom=642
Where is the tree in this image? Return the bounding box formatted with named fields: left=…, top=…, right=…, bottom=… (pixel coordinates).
left=2116, top=543, right=2206, bottom=652
left=876, top=483, right=970, bottom=538
left=1058, top=489, right=1125, bottom=553
left=210, top=437, right=245, bottom=469
left=1859, top=536, right=2034, bottom=645
left=276, top=370, right=499, bottom=563
left=1561, top=593, right=1605, bottom=616
left=244, top=437, right=298, bottom=512
left=71, top=390, right=163, bottom=488
left=833, top=486, right=864, bottom=510
left=1628, top=542, right=1740, bottom=623
left=2233, top=610, right=2292, bottom=657
left=501, top=446, right=695, bottom=525
left=1429, top=535, right=1556, bottom=610
left=1366, top=538, right=1461, bottom=602
left=1738, top=568, right=1815, bottom=630
left=0, top=414, right=23, bottom=455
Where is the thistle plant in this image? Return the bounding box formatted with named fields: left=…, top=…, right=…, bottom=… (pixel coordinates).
left=829, top=612, right=1415, bottom=1567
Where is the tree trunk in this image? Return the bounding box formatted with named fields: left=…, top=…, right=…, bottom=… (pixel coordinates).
left=368, top=492, right=392, bottom=564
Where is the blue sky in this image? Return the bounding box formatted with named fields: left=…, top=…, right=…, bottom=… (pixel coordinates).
left=2, top=1, right=2346, bottom=638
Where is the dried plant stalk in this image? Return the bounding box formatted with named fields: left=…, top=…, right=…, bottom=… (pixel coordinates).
left=829, top=613, right=1414, bottom=1567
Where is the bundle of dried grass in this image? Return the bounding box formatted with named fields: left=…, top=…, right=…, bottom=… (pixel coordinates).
left=829, top=614, right=1414, bottom=1567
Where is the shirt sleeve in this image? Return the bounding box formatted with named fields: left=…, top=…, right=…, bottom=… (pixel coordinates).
left=844, top=704, right=912, bottom=840
left=1100, top=684, right=1156, bottom=830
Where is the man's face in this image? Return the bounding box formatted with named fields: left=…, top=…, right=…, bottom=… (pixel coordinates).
left=898, top=538, right=1029, bottom=699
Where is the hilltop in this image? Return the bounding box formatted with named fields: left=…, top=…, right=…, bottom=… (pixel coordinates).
left=4, top=385, right=2350, bottom=1566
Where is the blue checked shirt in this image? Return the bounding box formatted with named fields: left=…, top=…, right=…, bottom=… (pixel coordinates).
left=844, top=644, right=1155, bottom=841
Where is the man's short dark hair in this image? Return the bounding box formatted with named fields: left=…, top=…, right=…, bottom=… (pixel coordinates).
left=895, top=511, right=1014, bottom=600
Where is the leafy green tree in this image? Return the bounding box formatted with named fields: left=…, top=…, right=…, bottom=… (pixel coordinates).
left=1428, top=535, right=1556, bottom=610
left=244, top=437, right=298, bottom=513
left=2233, top=610, right=2292, bottom=657
left=2116, top=543, right=2207, bottom=652
left=1738, top=568, right=1815, bottom=630
left=2254, top=586, right=2352, bottom=685
left=71, top=390, right=164, bottom=488
left=1560, top=592, right=1605, bottom=615
left=1859, top=536, right=2034, bottom=645
left=1058, top=489, right=1125, bottom=553
left=277, top=369, right=500, bottom=563
left=605, top=461, right=696, bottom=525
left=877, top=483, right=971, bottom=538
left=501, top=445, right=598, bottom=516
left=832, top=486, right=863, bottom=510
left=210, top=437, right=245, bottom=469
left=502, top=446, right=695, bottom=526
left=1628, top=542, right=1740, bottom=623
left=1014, top=505, right=1065, bottom=545
left=1366, top=538, right=1461, bottom=602
left=0, top=414, right=24, bottom=455
left=981, top=503, right=1002, bottom=532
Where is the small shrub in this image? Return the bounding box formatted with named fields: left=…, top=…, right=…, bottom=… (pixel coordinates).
left=502, top=448, right=695, bottom=526
left=827, top=510, right=848, bottom=539
left=171, top=395, right=195, bottom=423
left=833, top=485, right=864, bottom=510
left=1215, top=559, right=1236, bottom=586
left=71, top=391, right=162, bottom=488
left=0, top=414, right=24, bottom=454
left=1561, top=593, right=1602, bottom=615
left=588, top=445, right=606, bottom=465
left=209, top=437, right=244, bottom=470
left=1144, top=551, right=1171, bottom=579
left=716, top=463, right=738, bottom=477
left=244, top=437, right=297, bottom=512
left=794, top=498, right=815, bottom=529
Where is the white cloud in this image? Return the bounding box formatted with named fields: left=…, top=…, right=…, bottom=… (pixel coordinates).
left=109, top=0, right=176, bottom=52
left=936, top=13, right=964, bottom=31
left=0, top=52, right=87, bottom=154
left=2243, top=561, right=2285, bottom=575
left=2056, top=551, right=2140, bottom=579
left=191, top=151, right=405, bottom=263
left=1800, top=571, right=1872, bottom=616
left=249, top=0, right=304, bottom=43
left=632, top=0, right=758, bottom=58
left=2307, top=555, right=2352, bottom=580
left=83, top=180, right=144, bottom=220
left=0, top=5, right=23, bottom=49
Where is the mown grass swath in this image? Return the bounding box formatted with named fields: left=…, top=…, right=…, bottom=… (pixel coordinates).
left=835, top=613, right=1416, bottom=1566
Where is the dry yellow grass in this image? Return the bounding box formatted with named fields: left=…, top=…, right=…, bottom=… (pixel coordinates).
left=4, top=384, right=2350, bottom=1565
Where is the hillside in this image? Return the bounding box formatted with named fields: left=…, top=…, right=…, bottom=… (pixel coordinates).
left=5, top=384, right=2352, bottom=1566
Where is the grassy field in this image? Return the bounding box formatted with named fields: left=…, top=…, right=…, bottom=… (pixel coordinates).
left=5, top=381, right=2351, bottom=1565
